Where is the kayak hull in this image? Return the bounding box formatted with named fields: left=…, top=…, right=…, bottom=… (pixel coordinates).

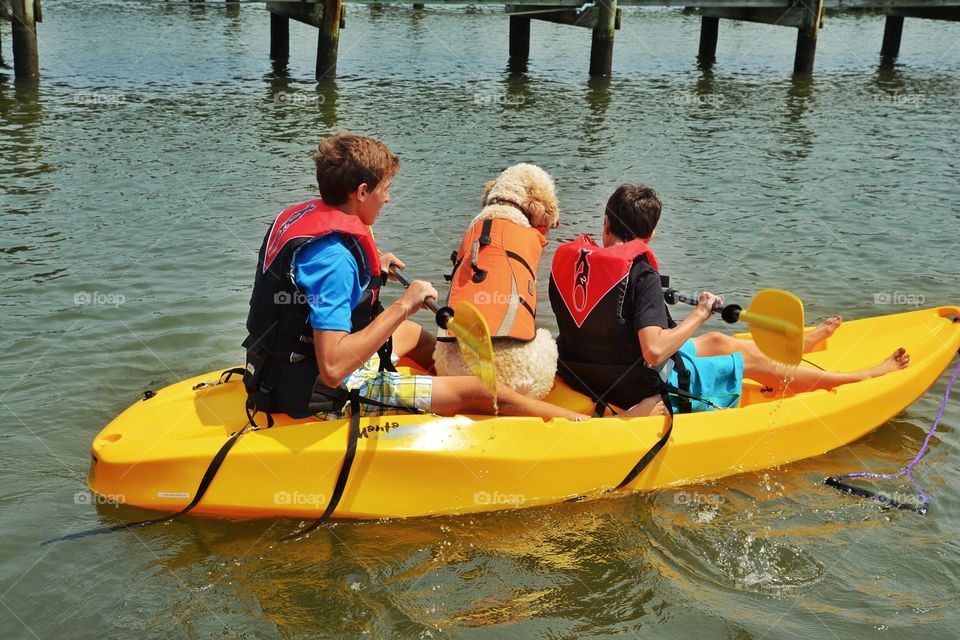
left=88, top=306, right=960, bottom=519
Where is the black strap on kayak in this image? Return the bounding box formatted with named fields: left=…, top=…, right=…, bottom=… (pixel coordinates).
left=43, top=367, right=272, bottom=546
left=614, top=400, right=674, bottom=491
left=612, top=355, right=696, bottom=491
left=45, top=369, right=420, bottom=545
left=42, top=424, right=249, bottom=546
left=280, top=390, right=363, bottom=542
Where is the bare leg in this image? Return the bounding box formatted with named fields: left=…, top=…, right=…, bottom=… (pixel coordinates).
left=431, top=376, right=587, bottom=420
left=693, top=317, right=843, bottom=360
left=392, top=320, right=437, bottom=373
left=741, top=347, right=909, bottom=393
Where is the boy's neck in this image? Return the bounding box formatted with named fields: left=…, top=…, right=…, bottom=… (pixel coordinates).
left=329, top=201, right=359, bottom=216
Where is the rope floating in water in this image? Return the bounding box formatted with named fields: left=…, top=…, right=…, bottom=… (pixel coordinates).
left=825, top=356, right=960, bottom=515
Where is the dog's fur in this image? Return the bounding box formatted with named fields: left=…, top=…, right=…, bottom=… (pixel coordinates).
left=434, top=163, right=560, bottom=399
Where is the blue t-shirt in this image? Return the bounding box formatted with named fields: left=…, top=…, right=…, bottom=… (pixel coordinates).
left=293, top=234, right=368, bottom=332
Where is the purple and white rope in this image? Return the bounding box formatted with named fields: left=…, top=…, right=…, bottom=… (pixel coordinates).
left=843, top=358, right=960, bottom=505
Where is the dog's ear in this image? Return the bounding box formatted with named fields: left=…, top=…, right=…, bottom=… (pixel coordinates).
left=524, top=177, right=560, bottom=231
left=481, top=180, right=496, bottom=207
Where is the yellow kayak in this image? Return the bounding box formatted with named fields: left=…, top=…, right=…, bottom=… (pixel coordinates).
left=88, top=306, right=960, bottom=520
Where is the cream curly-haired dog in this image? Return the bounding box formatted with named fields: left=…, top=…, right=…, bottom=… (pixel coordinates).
left=434, top=163, right=560, bottom=399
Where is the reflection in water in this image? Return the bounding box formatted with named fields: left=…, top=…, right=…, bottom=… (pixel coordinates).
left=507, top=57, right=528, bottom=75
left=140, top=498, right=671, bottom=636
left=874, top=59, right=906, bottom=92
left=0, top=79, right=51, bottom=201
left=269, top=58, right=289, bottom=79
left=579, top=76, right=612, bottom=161
left=263, top=75, right=339, bottom=131
left=782, top=77, right=816, bottom=159
left=696, top=50, right=716, bottom=76
left=187, top=1, right=206, bottom=19
left=315, top=78, right=339, bottom=129
left=500, top=66, right=533, bottom=111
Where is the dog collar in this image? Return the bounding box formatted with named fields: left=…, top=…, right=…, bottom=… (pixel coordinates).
left=486, top=196, right=529, bottom=218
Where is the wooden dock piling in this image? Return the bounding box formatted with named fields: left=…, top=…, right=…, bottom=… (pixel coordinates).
left=793, top=0, right=822, bottom=76
left=589, top=0, right=617, bottom=76
left=270, top=11, right=290, bottom=59
left=7, top=0, right=959, bottom=84
left=11, top=0, right=40, bottom=79
left=509, top=14, right=531, bottom=62
left=881, top=15, right=904, bottom=58
left=698, top=15, right=719, bottom=62
left=316, top=0, right=343, bottom=79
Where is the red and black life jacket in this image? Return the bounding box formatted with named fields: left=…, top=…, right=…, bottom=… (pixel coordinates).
left=242, top=198, right=390, bottom=417
left=440, top=217, right=547, bottom=342
left=548, top=234, right=691, bottom=414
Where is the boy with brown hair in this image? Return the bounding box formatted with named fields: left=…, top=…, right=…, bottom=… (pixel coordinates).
left=243, top=132, right=605, bottom=421
left=549, top=183, right=910, bottom=415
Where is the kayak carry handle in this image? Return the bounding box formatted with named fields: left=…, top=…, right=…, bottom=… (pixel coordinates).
left=390, top=266, right=455, bottom=329
left=663, top=287, right=743, bottom=325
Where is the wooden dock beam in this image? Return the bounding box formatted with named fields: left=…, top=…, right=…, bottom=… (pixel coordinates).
left=316, top=0, right=342, bottom=79
left=698, top=15, right=719, bottom=62
left=590, top=0, right=617, bottom=76
left=880, top=15, right=904, bottom=58
left=270, top=11, right=290, bottom=59
left=509, top=14, right=531, bottom=62
left=793, top=0, right=822, bottom=76
left=696, top=2, right=823, bottom=76
left=11, top=0, right=40, bottom=79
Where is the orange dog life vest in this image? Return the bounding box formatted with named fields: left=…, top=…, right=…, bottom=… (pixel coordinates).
left=441, top=218, right=547, bottom=342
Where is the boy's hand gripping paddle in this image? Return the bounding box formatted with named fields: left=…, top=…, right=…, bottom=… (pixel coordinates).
left=391, top=267, right=499, bottom=412
left=663, top=288, right=804, bottom=365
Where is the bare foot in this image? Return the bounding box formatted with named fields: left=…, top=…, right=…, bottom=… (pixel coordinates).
left=621, top=395, right=671, bottom=420
left=804, top=316, right=842, bottom=352
left=865, top=347, right=910, bottom=379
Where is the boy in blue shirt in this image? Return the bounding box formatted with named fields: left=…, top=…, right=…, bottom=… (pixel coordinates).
left=244, top=133, right=628, bottom=421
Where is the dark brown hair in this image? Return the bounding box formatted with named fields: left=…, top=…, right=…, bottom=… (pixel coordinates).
left=604, top=184, right=662, bottom=241
left=312, top=132, right=400, bottom=205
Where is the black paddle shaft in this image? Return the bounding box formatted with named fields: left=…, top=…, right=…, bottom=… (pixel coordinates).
left=662, top=288, right=743, bottom=325
left=389, top=267, right=455, bottom=329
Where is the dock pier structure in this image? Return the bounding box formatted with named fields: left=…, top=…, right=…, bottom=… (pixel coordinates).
left=7, top=0, right=41, bottom=79
left=262, top=0, right=958, bottom=80
left=4, top=0, right=959, bottom=80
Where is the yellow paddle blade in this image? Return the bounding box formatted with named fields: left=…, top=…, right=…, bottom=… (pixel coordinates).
left=446, top=301, right=499, bottom=413
left=740, top=289, right=804, bottom=365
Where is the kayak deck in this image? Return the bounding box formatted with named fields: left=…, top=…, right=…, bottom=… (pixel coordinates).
left=88, top=306, right=960, bottom=519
